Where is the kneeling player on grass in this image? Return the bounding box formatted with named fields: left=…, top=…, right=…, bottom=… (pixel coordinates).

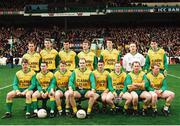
left=54, top=60, right=72, bottom=116
left=147, top=64, right=175, bottom=116
left=124, top=60, right=151, bottom=116
left=93, top=59, right=110, bottom=113
left=68, top=58, right=96, bottom=117
left=2, top=58, right=36, bottom=119
left=106, top=62, right=132, bottom=114
left=31, top=62, right=56, bottom=118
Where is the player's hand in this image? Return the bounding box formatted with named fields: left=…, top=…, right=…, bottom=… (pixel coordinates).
left=104, top=89, right=109, bottom=93
left=113, top=91, right=117, bottom=97
left=119, top=92, right=124, bottom=98
left=164, top=70, right=167, bottom=77
left=21, top=91, right=26, bottom=96
left=16, top=90, right=21, bottom=96
left=155, top=90, right=162, bottom=97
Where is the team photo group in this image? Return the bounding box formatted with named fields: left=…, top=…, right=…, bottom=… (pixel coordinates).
left=1, top=37, right=175, bottom=119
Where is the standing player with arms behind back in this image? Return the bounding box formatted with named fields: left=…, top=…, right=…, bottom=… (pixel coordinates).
left=77, top=39, right=98, bottom=71
left=23, top=40, right=41, bottom=72
left=144, top=37, right=168, bottom=76
left=100, top=38, right=121, bottom=72
left=59, top=39, right=78, bottom=71
left=40, top=38, right=59, bottom=72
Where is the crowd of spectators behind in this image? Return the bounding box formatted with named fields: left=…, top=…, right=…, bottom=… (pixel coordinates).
left=0, top=25, right=179, bottom=60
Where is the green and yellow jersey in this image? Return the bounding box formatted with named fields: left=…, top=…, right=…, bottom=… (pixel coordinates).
left=123, top=71, right=149, bottom=94
left=59, top=50, right=77, bottom=71
left=68, top=68, right=96, bottom=90
left=145, top=48, right=168, bottom=71
left=23, top=51, right=41, bottom=72
left=36, top=71, right=55, bottom=93
left=13, top=69, right=36, bottom=91
left=93, top=70, right=111, bottom=91
left=146, top=72, right=167, bottom=91
left=77, top=50, right=97, bottom=71
left=108, top=71, right=126, bottom=92
left=54, top=69, right=72, bottom=91
left=40, top=48, right=59, bottom=71
left=100, top=49, right=121, bottom=70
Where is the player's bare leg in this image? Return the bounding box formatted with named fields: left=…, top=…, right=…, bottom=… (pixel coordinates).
left=122, top=92, right=132, bottom=114
left=140, top=91, right=151, bottom=116
left=131, top=91, right=138, bottom=115
left=64, top=90, right=71, bottom=115
left=69, top=91, right=81, bottom=115
left=149, top=91, right=158, bottom=116
left=55, top=90, right=63, bottom=116
left=160, top=90, right=175, bottom=116
left=85, top=91, right=95, bottom=115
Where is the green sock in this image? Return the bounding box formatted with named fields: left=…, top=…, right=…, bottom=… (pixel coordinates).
left=50, top=98, right=55, bottom=111
left=6, top=102, right=12, bottom=113
left=32, top=101, right=38, bottom=110
left=26, top=103, right=31, bottom=113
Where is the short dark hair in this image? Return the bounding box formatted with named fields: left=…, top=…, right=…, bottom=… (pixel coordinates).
left=21, top=58, right=28, bottom=64
left=41, top=62, right=48, bottom=66
left=83, top=39, right=90, bottom=45
left=98, top=59, right=104, bottom=64
left=63, top=39, right=70, bottom=44
left=59, top=60, right=67, bottom=65
left=151, top=63, right=160, bottom=69
left=44, top=38, right=52, bottom=43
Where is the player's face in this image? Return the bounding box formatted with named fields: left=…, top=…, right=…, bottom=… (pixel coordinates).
left=83, top=42, right=89, bottom=50
left=79, top=59, right=86, bottom=69
left=44, top=40, right=52, bottom=49
left=98, top=62, right=104, bottom=71
left=63, top=42, right=70, bottom=50
left=129, top=43, right=137, bottom=53
left=22, top=62, right=29, bottom=70
left=133, top=62, right=140, bottom=73
left=106, top=40, right=113, bottom=49
left=115, top=63, right=121, bottom=73
left=150, top=41, right=158, bottom=50
left=41, top=63, right=47, bottom=72
left=153, top=65, right=160, bottom=75
left=28, top=43, right=35, bottom=52
left=60, top=63, right=66, bottom=71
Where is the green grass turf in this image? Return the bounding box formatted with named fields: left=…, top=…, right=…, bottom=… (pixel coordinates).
left=0, top=65, right=180, bottom=125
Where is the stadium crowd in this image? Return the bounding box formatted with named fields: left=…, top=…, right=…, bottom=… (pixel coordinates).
left=0, top=25, right=179, bottom=59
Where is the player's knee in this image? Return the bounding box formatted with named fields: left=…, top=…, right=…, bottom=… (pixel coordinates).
left=152, top=93, right=157, bottom=100
left=170, top=92, right=175, bottom=99
left=127, top=95, right=133, bottom=101
left=146, top=94, right=152, bottom=101
left=69, top=91, right=74, bottom=97
left=55, top=93, right=60, bottom=99
left=32, top=93, right=37, bottom=98
left=102, top=97, right=106, bottom=103
left=26, top=93, right=31, bottom=99
left=7, top=93, right=13, bottom=99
